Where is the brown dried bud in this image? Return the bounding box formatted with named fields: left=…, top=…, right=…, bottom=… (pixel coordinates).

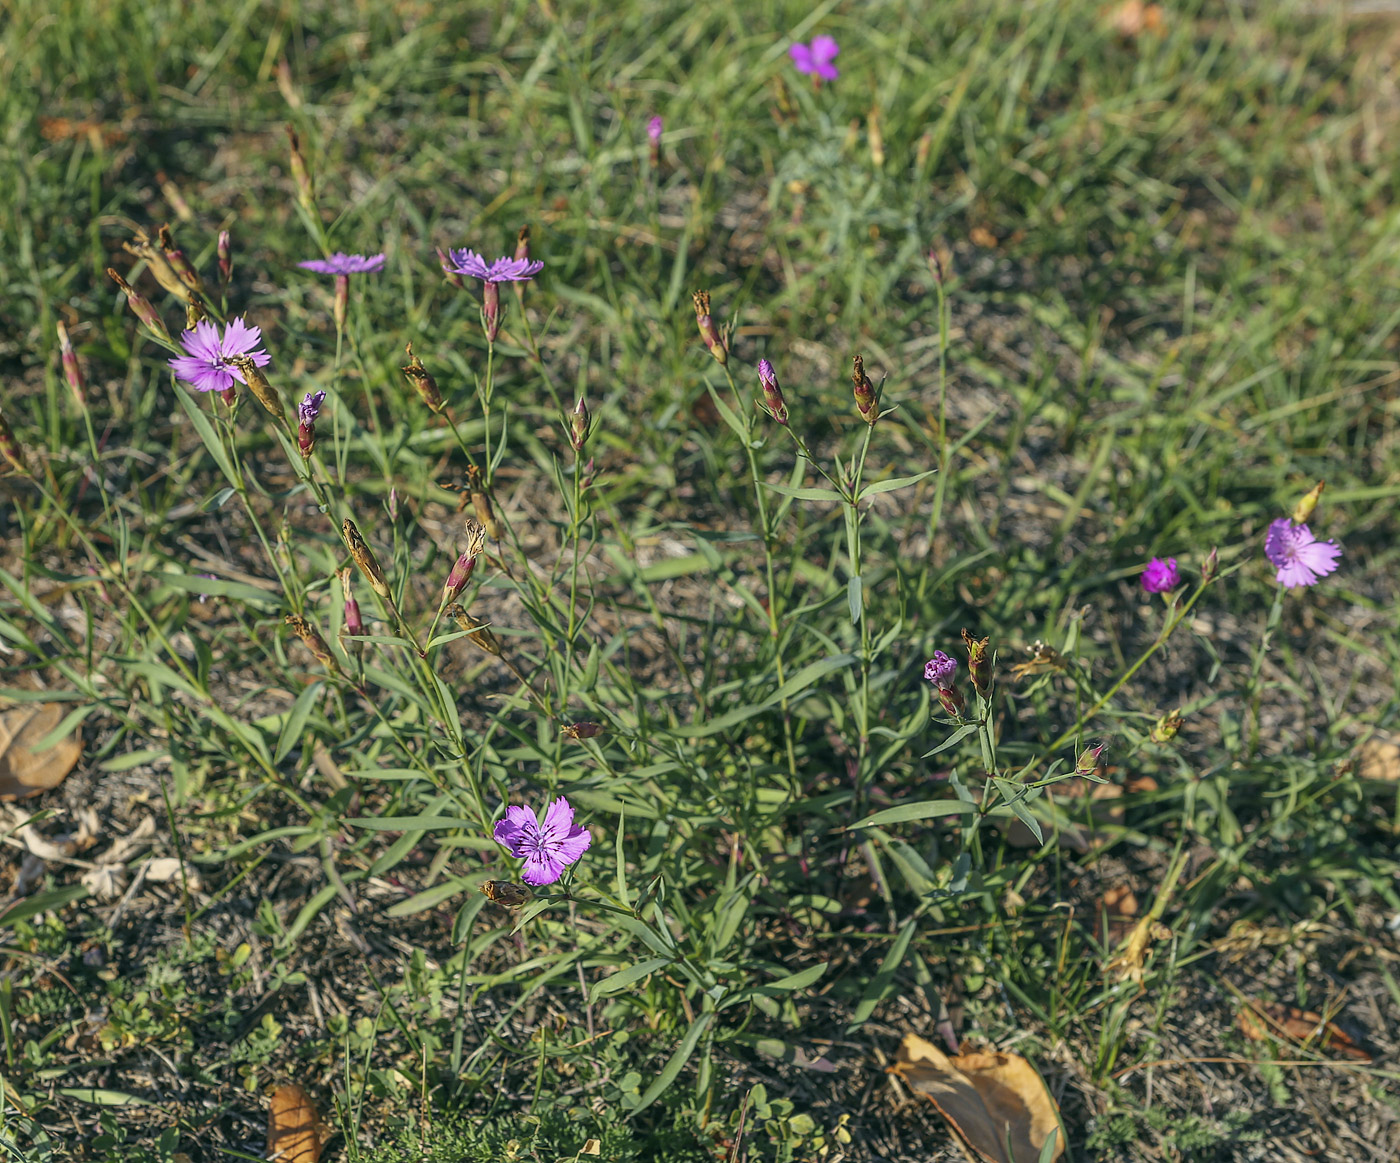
left=512, top=226, right=530, bottom=303
left=121, top=230, right=190, bottom=302
left=185, top=298, right=207, bottom=329
left=402, top=343, right=445, bottom=414
left=56, top=320, right=84, bottom=407
left=852, top=354, right=878, bottom=426
left=561, top=721, right=605, bottom=740
left=286, top=613, right=340, bottom=676
left=343, top=518, right=391, bottom=601
left=448, top=604, right=502, bottom=657
left=0, top=409, right=27, bottom=476
left=1150, top=709, right=1184, bottom=744
left=225, top=354, right=283, bottom=420
left=1292, top=481, right=1324, bottom=526
left=692, top=290, right=727, bottom=366
left=961, top=629, right=993, bottom=698
left=466, top=464, right=502, bottom=539
left=107, top=268, right=172, bottom=341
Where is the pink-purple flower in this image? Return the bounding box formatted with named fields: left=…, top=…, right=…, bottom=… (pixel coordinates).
left=790, top=35, right=840, bottom=81
left=647, top=115, right=663, bottom=143
left=923, top=651, right=958, bottom=687
left=298, top=252, right=386, bottom=276
left=168, top=317, right=271, bottom=394
left=298, top=390, right=325, bottom=425
left=441, top=249, right=544, bottom=284
left=493, top=796, right=591, bottom=886
left=1141, top=557, right=1179, bottom=593
left=1264, top=519, right=1342, bottom=589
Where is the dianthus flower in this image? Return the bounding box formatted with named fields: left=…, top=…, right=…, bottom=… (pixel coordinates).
left=1264, top=519, right=1341, bottom=589
left=298, top=252, right=386, bottom=275
left=647, top=115, right=663, bottom=143
left=923, top=651, right=958, bottom=687
left=790, top=35, right=840, bottom=81
left=168, top=317, right=270, bottom=394
left=493, top=796, right=591, bottom=886
left=441, top=249, right=544, bottom=283
left=1140, top=557, right=1179, bottom=593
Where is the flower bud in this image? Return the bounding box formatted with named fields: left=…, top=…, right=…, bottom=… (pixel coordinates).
left=1201, top=546, right=1219, bottom=584
left=226, top=354, right=284, bottom=420
left=56, top=320, right=84, bottom=407
left=333, top=273, right=349, bottom=333
left=466, top=464, right=502, bottom=539
left=1074, top=742, right=1107, bottom=776
left=297, top=390, right=325, bottom=458
left=757, top=359, right=788, bottom=425
left=927, top=246, right=946, bottom=286
left=442, top=523, right=487, bottom=607
left=1292, top=480, right=1324, bottom=525
left=339, top=568, right=363, bottom=637
left=107, top=268, right=172, bottom=342
left=402, top=343, right=445, bottom=414
left=562, top=721, right=605, bottom=740
left=217, top=230, right=233, bottom=285
left=692, top=290, right=727, bottom=366
left=286, top=125, right=315, bottom=211
left=570, top=398, right=590, bottom=451
left=286, top=613, right=340, bottom=676
left=157, top=223, right=204, bottom=295
left=647, top=115, right=663, bottom=166
left=343, top=518, right=392, bottom=602
left=1150, top=709, right=1184, bottom=744
left=0, top=409, right=27, bottom=476
left=961, top=629, right=992, bottom=698
left=186, top=298, right=207, bottom=330
left=936, top=686, right=966, bottom=718
left=852, top=353, right=878, bottom=426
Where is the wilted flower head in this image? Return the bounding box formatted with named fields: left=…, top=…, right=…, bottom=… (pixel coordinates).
left=441, top=248, right=544, bottom=284
left=757, top=358, right=788, bottom=425
left=923, top=651, right=958, bottom=688
left=298, top=390, right=326, bottom=425
left=1264, top=519, right=1341, bottom=589
left=1140, top=557, right=1179, bottom=594
left=790, top=35, right=840, bottom=81
left=493, top=796, right=592, bottom=886
left=298, top=252, right=386, bottom=276
left=168, top=317, right=271, bottom=394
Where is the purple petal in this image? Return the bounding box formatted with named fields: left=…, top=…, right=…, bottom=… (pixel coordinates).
left=520, top=850, right=566, bottom=886
left=181, top=320, right=223, bottom=362
left=445, top=248, right=492, bottom=280
left=221, top=316, right=263, bottom=357
left=789, top=43, right=814, bottom=73
left=299, top=258, right=338, bottom=274
left=551, top=826, right=591, bottom=865
left=541, top=796, right=575, bottom=836
left=493, top=804, right=537, bottom=852
left=811, top=35, right=840, bottom=63
left=1264, top=518, right=1294, bottom=567
left=814, top=60, right=840, bottom=81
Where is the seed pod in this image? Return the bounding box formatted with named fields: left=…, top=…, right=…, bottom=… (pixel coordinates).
left=482, top=279, right=501, bottom=342
left=217, top=230, right=233, bottom=285
left=466, top=464, right=502, bottom=539
left=402, top=343, right=445, bottom=414
left=1150, top=709, right=1184, bottom=744
left=121, top=230, right=190, bottom=303
left=561, top=721, right=604, bottom=740
left=157, top=223, right=205, bottom=295
left=448, top=604, right=502, bottom=657
left=1292, top=481, right=1325, bottom=525
left=286, top=613, right=340, bottom=676
left=343, top=518, right=391, bottom=602
left=570, top=398, right=590, bottom=451
left=225, top=354, right=283, bottom=420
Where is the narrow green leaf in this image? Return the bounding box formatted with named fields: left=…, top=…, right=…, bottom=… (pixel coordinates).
left=590, top=957, right=672, bottom=1001
left=923, top=723, right=980, bottom=757
left=631, top=1012, right=713, bottom=1116
left=848, top=800, right=978, bottom=829
left=857, top=469, right=937, bottom=500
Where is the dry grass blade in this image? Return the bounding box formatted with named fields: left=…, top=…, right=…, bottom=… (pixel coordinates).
left=0, top=705, right=83, bottom=800
left=267, top=1084, right=329, bottom=1163
left=891, top=1033, right=1064, bottom=1162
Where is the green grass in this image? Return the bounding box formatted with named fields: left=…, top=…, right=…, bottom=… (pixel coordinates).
left=1, top=0, right=1399, bottom=1159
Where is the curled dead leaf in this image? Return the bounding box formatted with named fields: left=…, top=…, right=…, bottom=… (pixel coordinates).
left=891, top=1033, right=1064, bottom=1162
left=0, top=705, right=83, bottom=800
left=1236, top=999, right=1372, bottom=1063
left=268, top=1084, right=330, bottom=1163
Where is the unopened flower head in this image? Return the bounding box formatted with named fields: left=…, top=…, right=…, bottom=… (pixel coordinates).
left=493, top=796, right=592, bottom=886
left=226, top=354, right=283, bottom=419
left=570, top=398, right=590, bottom=452
left=339, top=568, right=363, bottom=637
left=217, top=230, right=232, bottom=284
left=692, top=290, right=727, bottom=366
left=168, top=317, right=270, bottom=395
left=448, top=605, right=501, bottom=657
left=442, top=522, right=488, bottom=606
left=647, top=115, right=663, bottom=144
left=107, top=268, right=172, bottom=341
left=157, top=224, right=204, bottom=295
left=1291, top=480, right=1325, bottom=525
left=466, top=464, right=502, bottom=539
left=286, top=614, right=340, bottom=676
left=1150, top=708, right=1184, bottom=744
left=298, top=252, right=386, bottom=276
left=851, top=353, right=877, bottom=425
left=790, top=35, right=840, bottom=81
left=757, top=359, right=788, bottom=425
left=121, top=230, right=189, bottom=302
left=1075, top=741, right=1107, bottom=776
left=1140, top=557, right=1179, bottom=593
left=1264, top=519, right=1341, bottom=589
left=56, top=320, right=84, bottom=406
left=343, top=518, right=392, bottom=602
left=961, top=628, right=992, bottom=698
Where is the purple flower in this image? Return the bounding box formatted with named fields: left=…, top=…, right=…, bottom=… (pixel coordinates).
left=790, top=35, right=840, bottom=81
left=168, top=317, right=271, bottom=394
left=298, top=252, right=386, bottom=276
left=442, top=248, right=544, bottom=284
left=647, top=115, right=663, bottom=143
left=493, top=796, right=591, bottom=886
left=1140, top=557, right=1179, bottom=593
left=923, top=651, right=958, bottom=688
left=1264, top=519, right=1342, bottom=589
left=298, top=390, right=326, bottom=425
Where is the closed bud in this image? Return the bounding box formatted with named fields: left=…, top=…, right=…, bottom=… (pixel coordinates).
left=1074, top=742, right=1107, bottom=777
left=0, top=409, right=27, bottom=476
left=927, top=246, right=946, bottom=286
left=343, top=518, right=392, bottom=602
left=107, top=268, right=172, bottom=342
left=333, top=273, right=349, bottom=333
left=482, top=279, right=501, bottom=343
left=286, top=613, right=340, bottom=676
left=570, top=397, right=590, bottom=451
left=1201, top=546, right=1219, bottom=584
left=402, top=343, right=445, bottom=414
left=935, top=685, right=965, bottom=719
left=217, top=230, right=232, bottom=285
left=297, top=391, right=324, bottom=458
left=1150, top=709, right=1184, bottom=744
left=961, top=628, right=993, bottom=698
left=852, top=354, right=878, bottom=426
left=562, top=721, right=604, bottom=740
left=757, top=358, right=788, bottom=425
left=56, top=320, right=84, bottom=406
left=692, top=290, right=728, bottom=366
left=286, top=125, right=315, bottom=210
left=226, top=354, right=284, bottom=420
left=157, top=224, right=204, bottom=295
left=339, top=568, right=363, bottom=637
left=1291, top=480, right=1324, bottom=525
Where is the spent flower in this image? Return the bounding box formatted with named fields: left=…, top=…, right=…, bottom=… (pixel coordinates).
left=493, top=796, right=592, bottom=886
left=297, top=390, right=325, bottom=457
left=1264, top=519, right=1341, bottom=589
left=757, top=359, right=788, bottom=425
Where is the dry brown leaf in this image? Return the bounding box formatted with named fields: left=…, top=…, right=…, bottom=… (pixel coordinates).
left=1236, top=999, right=1372, bottom=1063
left=267, top=1084, right=330, bottom=1163
left=1094, top=885, right=1140, bottom=945
left=969, top=226, right=998, bottom=249
left=1358, top=738, right=1400, bottom=782
left=892, top=1033, right=1064, bottom=1162
left=0, top=705, right=83, bottom=800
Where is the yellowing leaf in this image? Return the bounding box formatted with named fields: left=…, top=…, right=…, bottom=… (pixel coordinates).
left=0, top=705, right=83, bottom=801
left=892, top=1033, right=1064, bottom=1162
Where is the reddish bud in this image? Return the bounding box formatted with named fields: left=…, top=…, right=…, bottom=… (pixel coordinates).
left=56, top=320, right=84, bottom=406
left=333, top=273, right=349, bottom=333
left=852, top=354, right=878, bottom=426
left=692, top=290, right=727, bottom=366
left=570, top=398, right=590, bottom=451
left=482, top=279, right=501, bottom=343
left=218, top=230, right=233, bottom=285
left=757, top=358, right=788, bottom=425
left=107, top=268, right=172, bottom=342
